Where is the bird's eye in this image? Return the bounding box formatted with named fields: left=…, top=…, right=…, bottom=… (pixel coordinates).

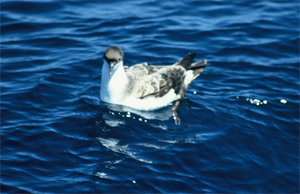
left=118, top=58, right=121, bottom=62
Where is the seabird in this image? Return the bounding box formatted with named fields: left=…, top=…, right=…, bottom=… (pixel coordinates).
left=100, top=46, right=209, bottom=124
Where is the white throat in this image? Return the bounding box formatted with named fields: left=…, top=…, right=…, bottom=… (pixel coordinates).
left=100, top=60, right=129, bottom=104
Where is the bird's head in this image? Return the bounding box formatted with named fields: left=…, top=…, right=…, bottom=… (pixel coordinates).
left=103, top=46, right=124, bottom=77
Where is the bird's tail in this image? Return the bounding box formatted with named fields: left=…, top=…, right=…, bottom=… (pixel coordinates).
left=175, top=53, right=210, bottom=80
left=174, top=52, right=195, bottom=69
left=190, top=59, right=210, bottom=80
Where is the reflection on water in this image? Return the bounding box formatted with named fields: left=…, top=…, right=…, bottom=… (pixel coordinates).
left=106, top=103, right=174, bottom=120
left=100, top=102, right=173, bottom=129
left=97, top=137, right=153, bottom=164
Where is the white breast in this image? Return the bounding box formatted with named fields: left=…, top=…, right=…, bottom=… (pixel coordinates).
left=100, top=60, right=129, bottom=104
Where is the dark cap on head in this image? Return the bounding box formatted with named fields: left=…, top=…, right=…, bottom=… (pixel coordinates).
left=104, top=46, right=124, bottom=65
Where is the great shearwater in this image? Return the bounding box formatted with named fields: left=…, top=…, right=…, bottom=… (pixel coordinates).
left=100, top=46, right=209, bottom=124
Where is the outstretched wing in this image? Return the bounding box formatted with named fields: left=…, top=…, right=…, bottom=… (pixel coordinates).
left=126, top=63, right=186, bottom=99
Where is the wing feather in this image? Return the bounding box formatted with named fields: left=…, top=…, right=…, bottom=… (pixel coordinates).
left=126, top=63, right=186, bottom=99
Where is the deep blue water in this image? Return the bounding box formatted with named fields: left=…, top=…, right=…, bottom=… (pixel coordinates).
left=1, top=0, right=299, bottom=193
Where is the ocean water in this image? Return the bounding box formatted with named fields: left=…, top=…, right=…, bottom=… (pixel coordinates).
left=1, top=0, right=299, bottom=193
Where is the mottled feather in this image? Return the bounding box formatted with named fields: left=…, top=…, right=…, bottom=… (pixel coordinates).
left=125, top=63, right=186, bottom=99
